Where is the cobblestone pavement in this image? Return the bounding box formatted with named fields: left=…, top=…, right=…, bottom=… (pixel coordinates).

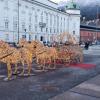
left=0, top=45, right=100, bottom=100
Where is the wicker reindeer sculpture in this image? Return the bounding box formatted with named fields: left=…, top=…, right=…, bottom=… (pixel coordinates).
left=18, top=39, right=34, bottom=75
left=0, top=40, right=22, bottom=80
left=31, top=40, right=58, bottom=71
left=0, top=39, right=34, bottom=80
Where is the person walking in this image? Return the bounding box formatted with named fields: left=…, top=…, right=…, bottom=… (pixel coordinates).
left=84, top=41, right=89, bottom=50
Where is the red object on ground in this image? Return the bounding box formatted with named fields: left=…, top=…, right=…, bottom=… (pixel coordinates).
left=68, top=63, right=96, bottom=69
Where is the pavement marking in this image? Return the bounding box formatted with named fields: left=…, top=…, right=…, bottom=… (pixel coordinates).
left=77, top=83, right=100, bottom=92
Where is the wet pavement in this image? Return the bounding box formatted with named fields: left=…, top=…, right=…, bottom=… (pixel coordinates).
left=50, top=74, right=100, bottom=100
left=0, top=45, right=100, bottom=100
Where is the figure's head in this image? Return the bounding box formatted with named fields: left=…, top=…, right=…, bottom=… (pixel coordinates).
left=0, top=40, right=9, bottom=49
left=18, top=38, right=27, bottom=47
left=31, top=40, right=44, bottom=49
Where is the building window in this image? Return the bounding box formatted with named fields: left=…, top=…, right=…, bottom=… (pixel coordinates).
left=64, top=18, right=65, bottom=28
left=5, top=34, right=9, bottom=41
left=5, top=21, right=9, bottom=29
left=61, top=29, right=62, bottom=33
left=13, top=22, right=17, bottom=31
left=50, top=28, right=52, bottom=33
left=29, top=16, right=32, bottom=22
left=4, top=0, right=9, bottom=9
left=4, top=18, right=9, bottom=29
left=73, top=23, right=76, bottom=29
left=54, top=29, right=56, bottom=33
left=54, top=15, right=56, bottom=26
left=13, top=17, right=18, bottom=31
left=41, top=12, right=43, bottom=22
left=41, top=28, right=43, bottom=32
left=29, top=15, right=32, bottom=31
left=46, top=12, right=48, bottom=25
left=25, top=5, right=28, bottom=8
left=29, top=25, right=31, bottom=31
left=35, top=26, right=37, bottom=32
left=22, top=22, right=25, bottom=31
left=0, top=0, right=4, bottom=2
left=61, top=17, right=62, bottom=27
left=57, top=29, right=59, bottom=33
left=37, top=9, right=40, bottom=12
left=35, top=35, right=37, bottom=40
left=35, top=12, right=38, bottom=23
left=50, top=14, right=52, bottom=26
left=29, top=35, right=31, bottom=41
left=57, top=16, right=59, bottom=26
left=46, top=28, right=48, bottom=32
left=22, top=35, right=26, bottom=39
left=32, top=7, right=34, bottom=11
left=73, top=31, right=75, bottom=35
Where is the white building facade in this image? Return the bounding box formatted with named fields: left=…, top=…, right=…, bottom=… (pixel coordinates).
left=0, top=0, right=80, bottom=43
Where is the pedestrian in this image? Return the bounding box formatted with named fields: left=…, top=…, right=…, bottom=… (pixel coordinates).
left=84, top=41, right=89, bottom=50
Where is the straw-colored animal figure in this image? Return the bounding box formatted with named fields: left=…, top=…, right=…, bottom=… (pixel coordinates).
left=70, top=44, right=83, bottom=63
left=55, top=45, right=72, bottom=65
left=18, top=39, right=34, bottom=75
left=54, top=32, right=83, bottom=64
left=0, top=40, right=22, bottom=80
left=18, top=47, right=33, bottom=75
left=19, top=39, right=37, bottom=57
left=48, top=47, right=58, bottom=69
left=18, top=39, right=42, bottom=73
left=34, top=44, right=51, bottom=71
left=31, top=41, right=58, bottom=70
left=18, top=38, right=28, bottom=47
left=0, top=39, right=35, bottom=80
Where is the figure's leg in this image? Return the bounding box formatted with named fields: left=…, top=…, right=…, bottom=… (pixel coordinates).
left=36, top=56, right=41, bottom=69
left=53, top=57, right=56, bottom=69
left=39, top=58, right=46, bottom=71
left=20, top=60, right=25, bottom=75
left=48, top=58, right=51, bottom=69
left=7, top=62, right=12, bottom=80
left=80, top=54, right=83, bottom=63
left=43, top=59, right=46, bottom=71
left=14, top=63, right=18, bottom=74
left=36, top=57, right=39, bottom=64
left=28, top=62, right=32, bottom=75
left=37, top=59, right=43, bottom=70
left=42, top=59, right=45, bottom=71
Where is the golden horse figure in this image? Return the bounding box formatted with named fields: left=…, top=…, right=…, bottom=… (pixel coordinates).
left=31, top=41, right=58, bottom=71
left=0, top=41, right=22, bottom=80
left=18, top=47, right=33, bottom=76
left=48, top=47, right=58, bottom=69
left=0, top=39, right=34, bottom=80
left=18, top=39, right=34, bottom=75
left=34, top=45, right=51, bottom=71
